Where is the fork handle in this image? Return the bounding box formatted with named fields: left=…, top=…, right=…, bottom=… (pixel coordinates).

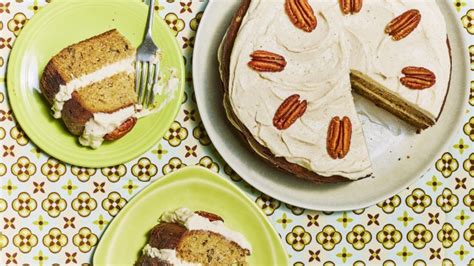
left=145, top=0, right=156, bottom=37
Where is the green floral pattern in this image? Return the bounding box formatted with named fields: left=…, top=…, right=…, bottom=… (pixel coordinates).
left=0, top=0, right=472, bottom=265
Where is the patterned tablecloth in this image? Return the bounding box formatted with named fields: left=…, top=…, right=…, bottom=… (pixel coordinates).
left=0, top=0, right=473, bottom=265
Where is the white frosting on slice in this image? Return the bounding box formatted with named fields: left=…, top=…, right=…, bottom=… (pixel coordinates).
left=142, top=245, right=200, bottom=266
left=79, top=105, right=135, bottom=149
left=228, top=0, right=449, bottom=180
left=160, top=208, right=252, bottom=252
left=51, top=56, right=135, bottom=118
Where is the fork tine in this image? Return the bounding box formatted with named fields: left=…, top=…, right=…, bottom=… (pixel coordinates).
left=138, top=61, right=148, bottom=105
left=148, top=64, right=159, bottom=107
left=144, top=62, right=155, bottom=108
left=135, top=61, right=141, bottom=102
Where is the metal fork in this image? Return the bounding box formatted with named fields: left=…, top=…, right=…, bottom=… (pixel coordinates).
left=136, top=0, right=160, bottom=109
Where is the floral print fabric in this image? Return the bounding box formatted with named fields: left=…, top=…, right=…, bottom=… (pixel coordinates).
left=0, top=0, right=473, bottom=265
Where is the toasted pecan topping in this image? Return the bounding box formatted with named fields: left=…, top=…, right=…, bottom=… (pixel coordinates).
left=385, top=9, right=421, bottom=41
left=273, top=94, right=308, bottom=130
left=195, top=211, right=224, bottom=222
left=400, top=66, right=436, bottom=90
left=104, top=117, right=137, bottom=141
left=339, top=0, right=363, bottom=15
left=327, top=116, right=352, bottom=159
left=248, top=50, right=287, bottom=72
left=285, top=0, right=317, bottom=32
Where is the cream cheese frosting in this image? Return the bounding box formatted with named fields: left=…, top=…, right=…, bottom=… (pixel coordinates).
left=142, top=245, right=200, bottom=266
left=79, top=105, right=135, bottom=149
left=160, top=208, right=252, bottom=252
left=51, top=56, right=135, bottom=119
left=78, top=71, right=180, bottom=149
left=227, top=0, right=449, bottom=180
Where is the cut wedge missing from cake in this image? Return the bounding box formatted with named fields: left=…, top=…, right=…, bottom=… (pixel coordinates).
left=219, top=0, right=451, bottom=183
left=40, top=29, right=180, bottom=149
left=135, top=208, right=251, bottom=266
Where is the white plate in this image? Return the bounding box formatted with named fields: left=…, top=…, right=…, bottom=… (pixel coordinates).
left=193, top=0, right=469, bottom=211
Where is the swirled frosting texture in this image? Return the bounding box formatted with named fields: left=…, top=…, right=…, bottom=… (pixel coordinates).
left=228, top=0, right=449, bottom=180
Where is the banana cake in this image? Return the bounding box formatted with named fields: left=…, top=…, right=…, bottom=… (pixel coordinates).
left=219, top=0, right=452, bottom=182
left=40, top=29, right=138, bottom=149
left=135, top=208, right=251, bottom=266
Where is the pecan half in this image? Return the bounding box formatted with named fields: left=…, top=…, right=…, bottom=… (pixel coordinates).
left=285, top=0, right=317, bottom=32
left=248, top=50, right=287, bottom=72
left=327, top=116, right=352, bottom=159
left=195, top=211, right=224, bottom=222
left=385, top=9, right=421, bottom=41
left=339, top=0, right=362, bottom=15
left=104, top=117, right=137, bottom=141
left=400, top=66, right=436, bottom=90
left=273, top=94, right=307, bottom=130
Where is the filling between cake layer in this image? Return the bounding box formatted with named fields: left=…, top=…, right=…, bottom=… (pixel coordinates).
left=77, top=68, right=179, bottom=149
left=142, top=245, right=199, bottom=266
left=52, top=56, right=135, bottom=118
left=160, top=208, right=252, bottom=252
left=79, top=105, right=136, bottom=149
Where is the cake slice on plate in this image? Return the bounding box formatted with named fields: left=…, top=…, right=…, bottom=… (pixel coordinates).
left=135, top=208, right=251, bottom=265
left=40, top=29, right=137, bottom=149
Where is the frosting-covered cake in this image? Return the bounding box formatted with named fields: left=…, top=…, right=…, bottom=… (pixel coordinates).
left=135, top=208, right=251, bottom=266
left=219, top=0, right=451, bottom=182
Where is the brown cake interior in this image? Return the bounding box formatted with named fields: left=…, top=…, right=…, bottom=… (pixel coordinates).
left=76, top=72, right=136, bottom=114
left=135, top=216, right=249, bottom=266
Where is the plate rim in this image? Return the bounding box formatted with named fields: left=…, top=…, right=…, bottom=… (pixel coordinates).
left=192, top=0, right=470, bottom=211
left=6, top=0, right=185, bottom=168
left=92, top=165, right=289, bottom=265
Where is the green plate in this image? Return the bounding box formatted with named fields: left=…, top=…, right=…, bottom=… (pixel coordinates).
left=7, top=0, right=185, bottom=168
left=93, top=166, right=288, bottom=265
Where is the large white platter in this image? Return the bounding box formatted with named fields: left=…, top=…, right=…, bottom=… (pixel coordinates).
left=193, top=0, right=469, bottom=211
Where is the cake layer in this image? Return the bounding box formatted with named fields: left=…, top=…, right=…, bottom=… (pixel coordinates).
left=48, top=29, right=134, bottom=84
left=160, top=208, right=251, bottom=251
left=75, top=71, right=136, bottom=113
left=51, top=56, right=135, bottom=118
left=176, top=231, right=248, bottom=265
